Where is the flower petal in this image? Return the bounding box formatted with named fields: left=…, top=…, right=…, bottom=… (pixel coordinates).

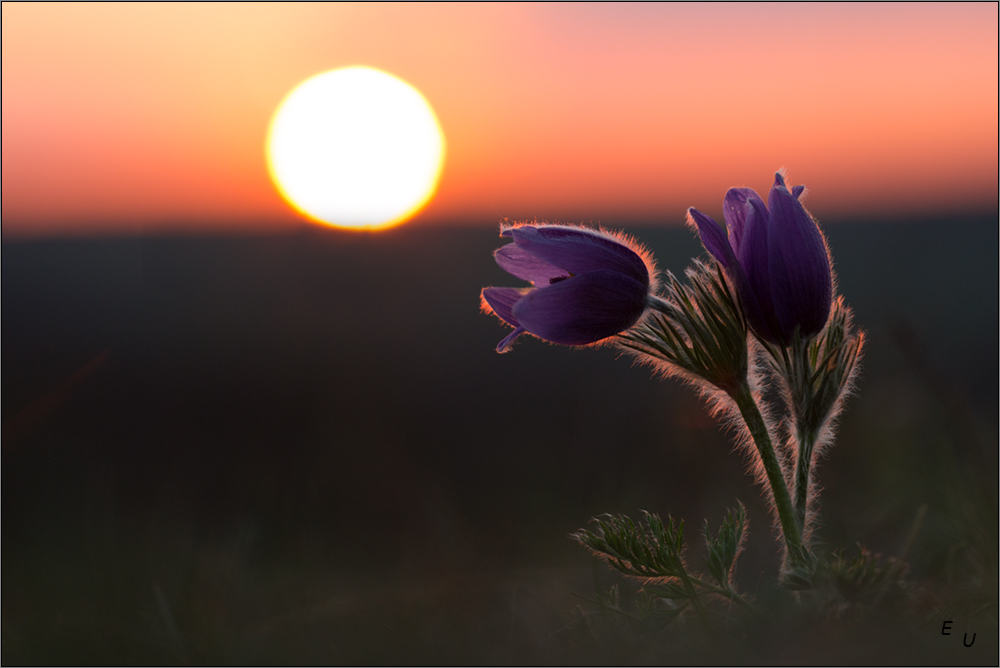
left=767, top=179, right=833, bottom=341
left=481, top=287, right=527, bottom=327
left=690, top=205, right=780, bottom=341
left=494, top=243, right=570, bottom=285
left=736, top=198, right=783, bottom=343
left=688, top=208, right=737, bottom=269
left=722, top=188, right=765, bottom=256
left=496, top=326, right=527, bottom=353
left=512, top=270, right=648, bottom=345
left=503, top=225, right=648, bottom=287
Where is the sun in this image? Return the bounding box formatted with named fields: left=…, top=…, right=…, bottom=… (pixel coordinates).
left=266, top=67, right=445, bottom=231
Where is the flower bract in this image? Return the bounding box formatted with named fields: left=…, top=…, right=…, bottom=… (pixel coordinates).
left=481, top=224, right=654, bottom=353
left=687, top=173, right=833, bottom=345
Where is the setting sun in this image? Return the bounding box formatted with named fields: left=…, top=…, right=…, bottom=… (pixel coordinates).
left=266, top=66, right=445, bottom=231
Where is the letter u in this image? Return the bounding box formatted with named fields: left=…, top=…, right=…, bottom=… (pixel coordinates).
left=964, top=632, right=976, bottom=647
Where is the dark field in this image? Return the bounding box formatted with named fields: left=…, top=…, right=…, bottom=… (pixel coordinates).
left=3, top=217, right=998, bottom=664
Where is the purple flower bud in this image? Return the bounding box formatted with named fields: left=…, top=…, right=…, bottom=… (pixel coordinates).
left=481, top=223, right=655, bottom=353
left=687, top=173, right=833, bottom=345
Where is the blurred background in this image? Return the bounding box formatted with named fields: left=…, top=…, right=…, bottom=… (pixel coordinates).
left=3, top=3, right=997, bottom=664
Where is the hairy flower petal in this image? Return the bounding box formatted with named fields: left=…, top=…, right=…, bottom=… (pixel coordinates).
left=738, top=197, right=782, bottom=343
left=767, top=180, right=833, bottom=341
left=496, top=326, right=527, bottom=353
left=512, top=270, right=648, bottom=346
left=503, top=225, right=649, bottom=287
left=494, top=244, right=569, bottom=285
left=481, top=287, right=527, bottom=327
left=688, top=208, right=737, bottom=269
left=722, top=187, right=766, bottom=256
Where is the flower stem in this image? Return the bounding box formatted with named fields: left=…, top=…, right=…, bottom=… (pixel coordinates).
left=731, top=382, right=809, bottom=573
left=793, top=425, right=816, bottom=537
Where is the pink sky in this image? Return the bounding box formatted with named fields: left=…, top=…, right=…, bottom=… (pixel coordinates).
left=2, top=3, right=997, bottom=236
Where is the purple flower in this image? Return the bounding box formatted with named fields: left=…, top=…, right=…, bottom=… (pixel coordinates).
left=481, top=224, right=655, bottom=353
left=687, top=173, right=833, bottom=346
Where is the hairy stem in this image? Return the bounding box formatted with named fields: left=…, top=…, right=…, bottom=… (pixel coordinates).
left=731, top=382, right=810, bottom=573
left=793, top=425, right=817, bottom=538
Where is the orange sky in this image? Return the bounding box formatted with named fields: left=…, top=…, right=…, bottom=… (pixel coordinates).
left=2, top=3, right=997, bottom=236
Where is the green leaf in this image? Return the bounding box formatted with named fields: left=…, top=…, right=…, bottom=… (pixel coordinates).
left=703, top=503, right=748, bottom=587
left=643, top=581, right=691, bottom=601
left=573, top=511, right=687, bottom=580
left=617, top=260, right=748, bottom=394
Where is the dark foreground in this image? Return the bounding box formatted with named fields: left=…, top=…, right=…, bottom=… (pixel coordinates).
left=3, top=217, right=998, bottom=664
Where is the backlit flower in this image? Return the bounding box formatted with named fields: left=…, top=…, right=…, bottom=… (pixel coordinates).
left=687, top=173, right=833, bottom=345
left=481, top=224, right=654, bottom=353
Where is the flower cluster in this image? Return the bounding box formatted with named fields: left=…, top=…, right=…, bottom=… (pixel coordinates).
left=482, top=173, right=834, bottom=355
left=480, top=171, right=863, bottom=590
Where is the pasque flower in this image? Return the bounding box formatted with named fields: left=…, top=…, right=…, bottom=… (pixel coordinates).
left=688, top=173, right=833, bottom=346
left=481, top=224, right=654, bottom=353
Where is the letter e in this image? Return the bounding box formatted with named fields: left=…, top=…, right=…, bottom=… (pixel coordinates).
left=942, top=620, right=952, bottom=635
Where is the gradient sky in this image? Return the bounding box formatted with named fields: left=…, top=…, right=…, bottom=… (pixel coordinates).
left=2, top=2, right=997, bottom=236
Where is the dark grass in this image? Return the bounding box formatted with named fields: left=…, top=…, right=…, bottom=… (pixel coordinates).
left=3, top=216, right=997, bottom=664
